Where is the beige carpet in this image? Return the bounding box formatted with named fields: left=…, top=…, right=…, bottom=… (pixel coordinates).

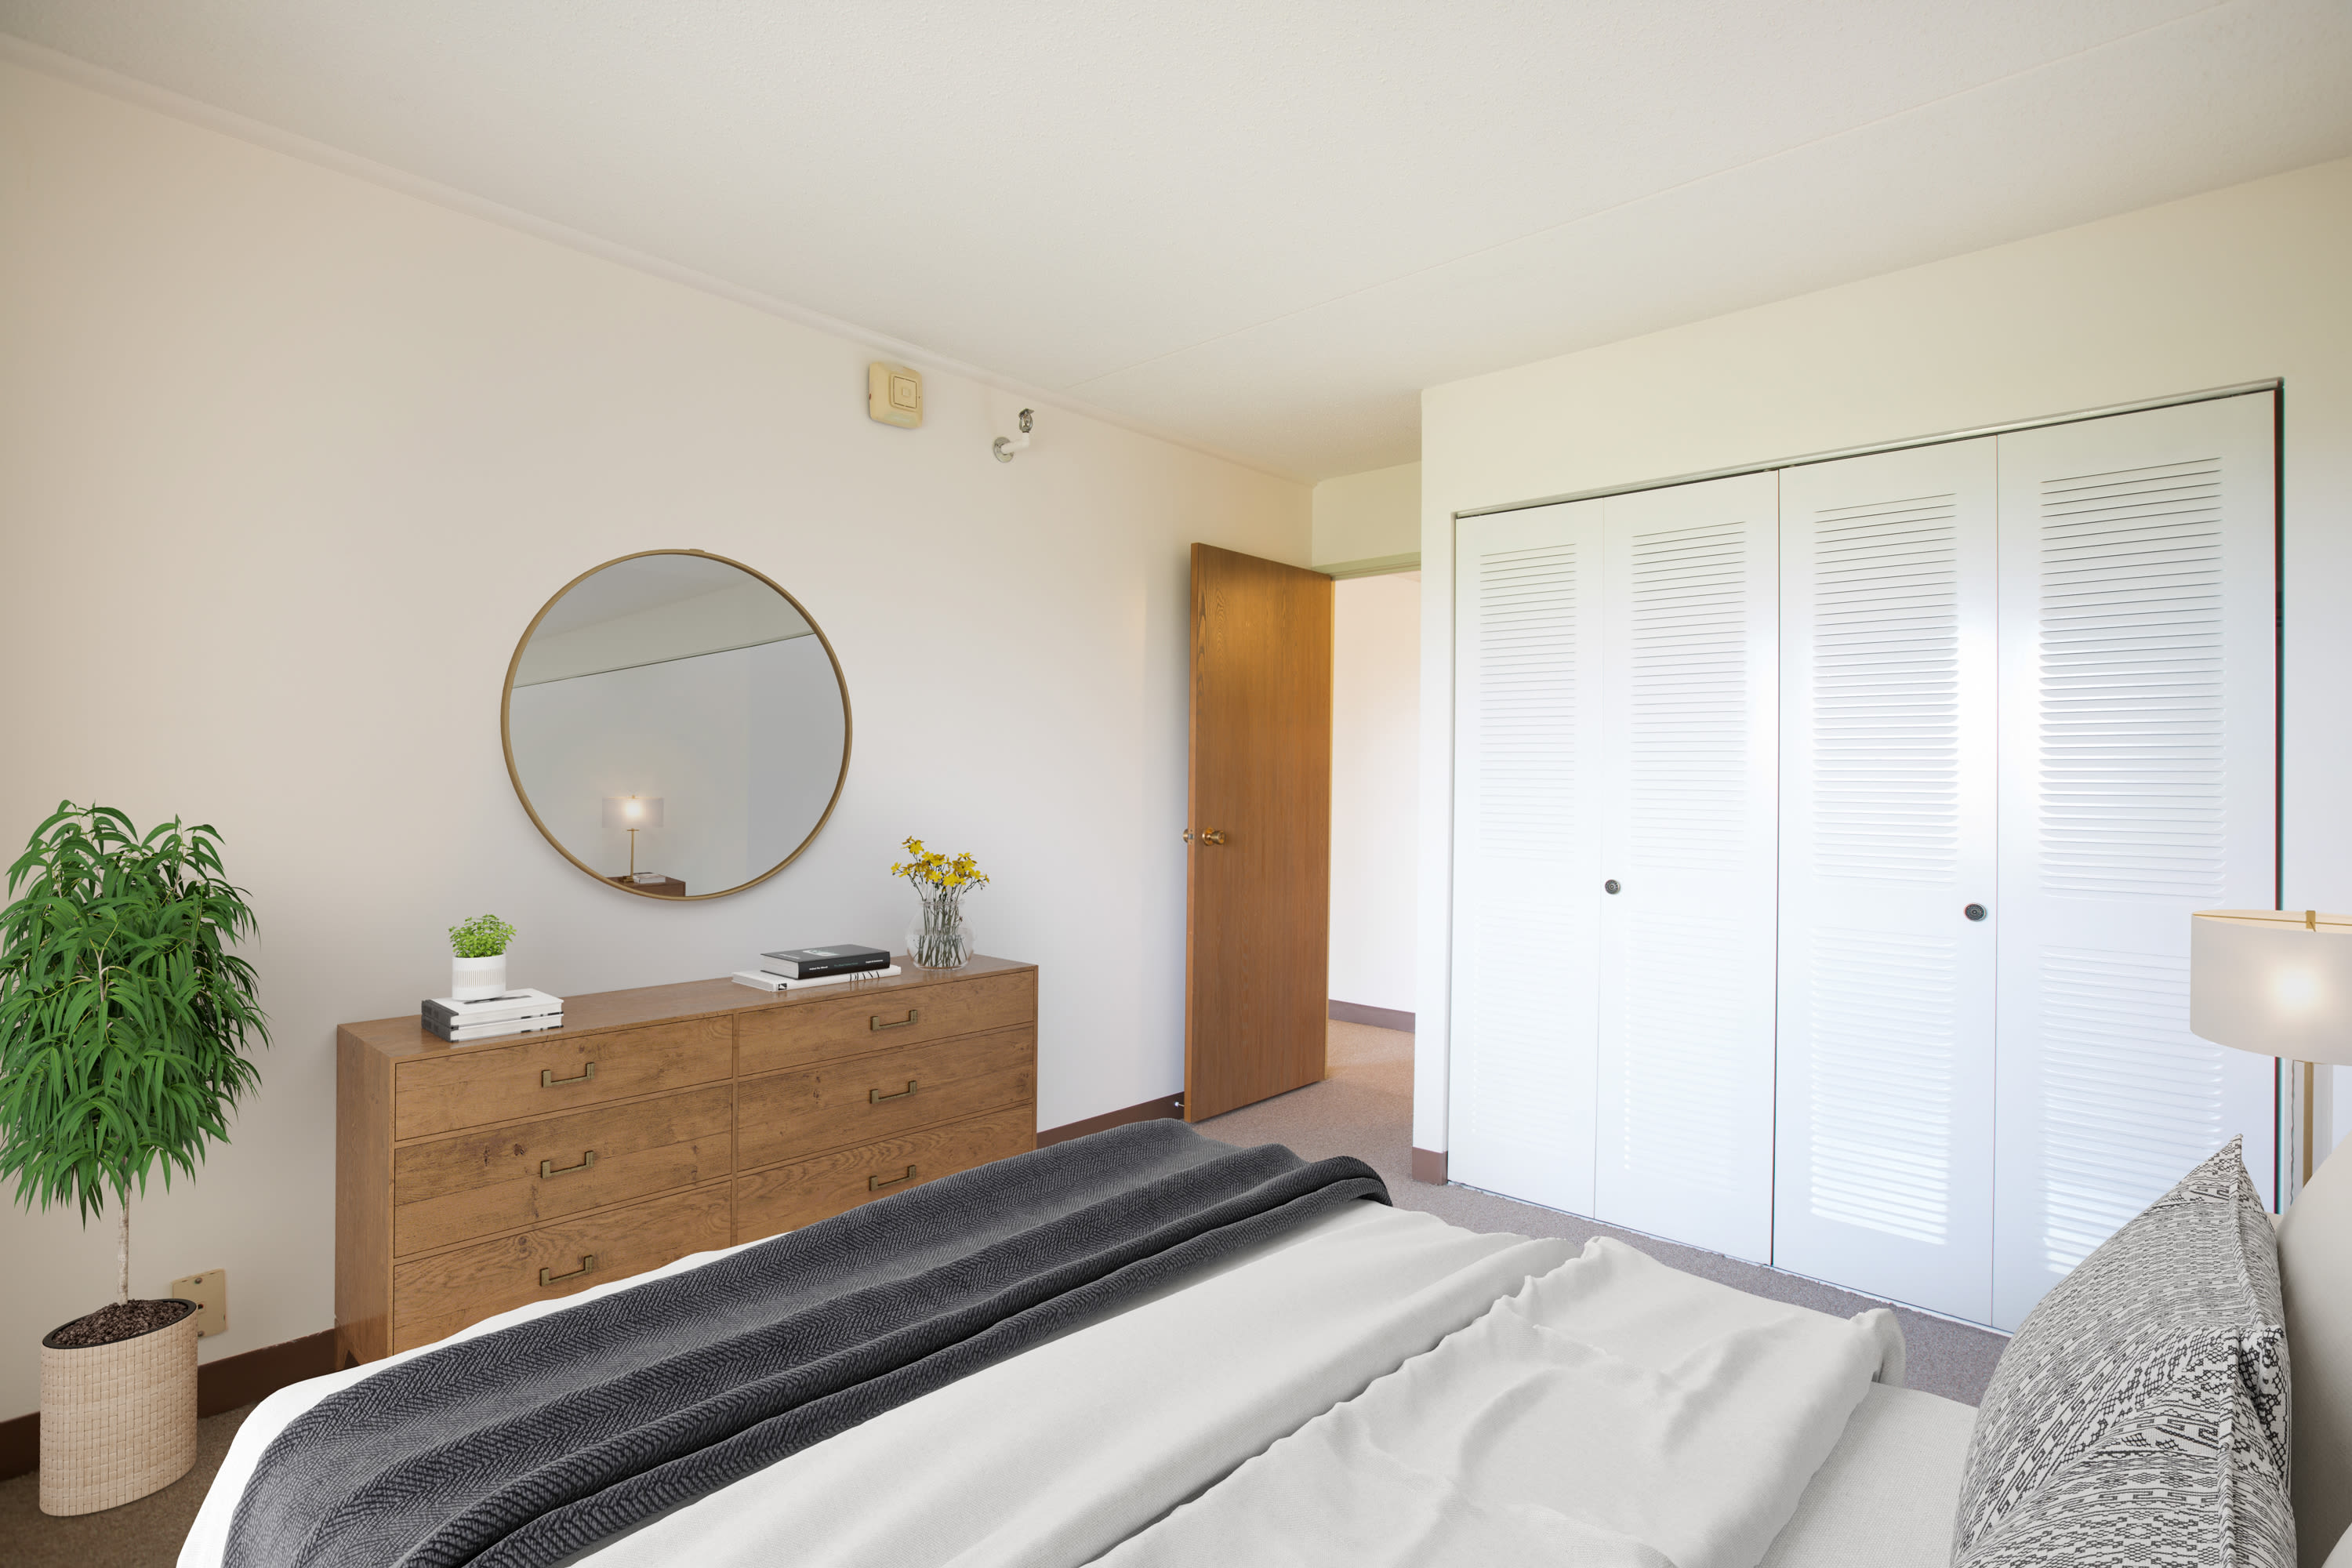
left=0, top=1403, right=251, bottom=1567
left=1198, top=1019, right=2009, bottom=1406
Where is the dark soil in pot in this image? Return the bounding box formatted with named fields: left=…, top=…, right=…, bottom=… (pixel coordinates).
left=42, top=1298, right=195, bottom=1349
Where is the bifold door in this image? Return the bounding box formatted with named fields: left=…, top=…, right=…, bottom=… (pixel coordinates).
left=1989, top=395, right=2278, bottom=1330
left=1593, top=474, right=1778, bottom=1263
left=1448, top=500, right=1608, bottom=1214
left=1773, top=438, right=2000, bottom=1323
left=1450, top=393, right=2277, bottom=1330
left=1450, top=475, right=1777, bottom=1260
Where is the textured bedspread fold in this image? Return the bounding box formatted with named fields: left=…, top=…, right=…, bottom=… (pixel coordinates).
left=223, top=1120, right=1386, bottom=1568
left=1097, top=1236, right=1905, bottom=1568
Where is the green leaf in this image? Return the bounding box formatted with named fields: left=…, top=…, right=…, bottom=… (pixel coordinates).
left=0, top=803, right=270, bottom=1232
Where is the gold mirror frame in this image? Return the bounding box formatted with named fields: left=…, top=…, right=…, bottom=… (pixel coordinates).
left=499, top=548, right=854, bottom=901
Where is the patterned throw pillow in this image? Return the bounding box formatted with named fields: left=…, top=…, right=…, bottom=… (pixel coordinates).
left=1952, top=1136, right=2294, bottom=1567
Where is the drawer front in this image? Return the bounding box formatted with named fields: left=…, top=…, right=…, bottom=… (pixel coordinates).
left=737, top=1026, right=1034, bottom=1169
left=394, top=1016, right=732, bottom=1141
left=390, top=1183, right=731, bottom=1352
left=735, top=1105, right=1036, bottom=1242
left=736, top=970, right=1035, bottom=1076
left=392, top=1084, right=733, bottom=1257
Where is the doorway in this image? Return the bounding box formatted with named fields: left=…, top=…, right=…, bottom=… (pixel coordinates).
left=1328, top=572, right=1421, bottom=1034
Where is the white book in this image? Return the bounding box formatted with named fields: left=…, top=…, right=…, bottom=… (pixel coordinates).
left=438, top=1013, right=564, bottom=1044
left=423, top=987, right=566, bottom=1025
left=732, top=965, right=903, bottom=994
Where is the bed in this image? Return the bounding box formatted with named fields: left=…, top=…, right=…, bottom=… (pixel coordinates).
left=180, top=1121, right=2348, bottom=1568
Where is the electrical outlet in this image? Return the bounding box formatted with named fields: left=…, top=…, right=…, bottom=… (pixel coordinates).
left=169, top=1269, right=227, bottom=1338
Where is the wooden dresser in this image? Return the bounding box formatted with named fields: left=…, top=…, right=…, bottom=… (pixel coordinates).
left=335, top=955, right=1036, bottom=1366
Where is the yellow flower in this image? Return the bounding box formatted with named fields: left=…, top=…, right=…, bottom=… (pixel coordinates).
left=890, top=837, right=990, bottom=892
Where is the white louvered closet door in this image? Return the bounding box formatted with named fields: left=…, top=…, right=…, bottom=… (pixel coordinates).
left=1774, top=440, right=1998, bottom=1321
left=1450, top=501, right=1608, bottom=1214
left=1991, top=394, right=2279, bottom=1331
left=1593, top=474, right=1780, bottom=1262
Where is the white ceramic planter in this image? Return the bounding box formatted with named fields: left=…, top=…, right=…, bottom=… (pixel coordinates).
left=452, top=953, right=508, bottom=1000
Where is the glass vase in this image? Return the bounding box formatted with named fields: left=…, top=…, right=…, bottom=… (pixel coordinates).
left=906, top=895, right=975, bottom=970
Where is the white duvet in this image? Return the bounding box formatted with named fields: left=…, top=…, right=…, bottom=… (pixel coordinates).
left=1098, top=1234, right=1904, bottom=1567
left=183, top=1203, right=1904, bottom=1568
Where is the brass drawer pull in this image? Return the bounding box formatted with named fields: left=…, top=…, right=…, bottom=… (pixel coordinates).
left=870, top=1008, right=921, bottom=1032
left=869, top=1165, right=917, bottom=1191
left=869, top=1080, right=919, bottom=1104
left=539, top=1150, right=597, bottom=1178
left=541, top=1062, right=597, bottom=1088
left=539, top=1254, right=595, bottom=1286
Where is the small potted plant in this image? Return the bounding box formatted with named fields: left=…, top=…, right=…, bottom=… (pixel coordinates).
left=0, top=804, right=268, bottom=1515
left=890, top=839, right=987, bottom=969
left=448, top=914, right=517, bottom=1000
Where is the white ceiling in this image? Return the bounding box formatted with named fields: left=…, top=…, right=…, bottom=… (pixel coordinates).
left=4, top=2, right=2348, bottom=480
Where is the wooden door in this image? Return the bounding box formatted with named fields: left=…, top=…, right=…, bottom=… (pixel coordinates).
left=1185, top=544, right=1334, bottom=1121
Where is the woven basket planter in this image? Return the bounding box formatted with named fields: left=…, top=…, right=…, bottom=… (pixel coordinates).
left=38, top=1300, right=198, bottom=1515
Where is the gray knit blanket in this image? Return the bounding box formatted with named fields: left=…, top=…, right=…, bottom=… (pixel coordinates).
left=224, top=1120, right=1388, bottom=1568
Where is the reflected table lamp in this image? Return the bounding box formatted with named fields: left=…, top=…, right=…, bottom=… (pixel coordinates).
left=602, top=795, right=666, bottom=881
left=2190, top=908, right=2352, bottom=1207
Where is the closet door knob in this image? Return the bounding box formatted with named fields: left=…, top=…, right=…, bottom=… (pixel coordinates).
left=1965, top=903, right=1987, bottom=922
left=1604, top=880, right=1621, bottom=895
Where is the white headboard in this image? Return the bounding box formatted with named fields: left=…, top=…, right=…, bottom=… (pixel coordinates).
left=2280, top=1142, right=2352, bottom=1568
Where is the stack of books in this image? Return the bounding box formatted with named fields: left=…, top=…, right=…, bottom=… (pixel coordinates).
left=422, top=988, right=566, bottom=1044
left=733, top=944, right=898, bottom=994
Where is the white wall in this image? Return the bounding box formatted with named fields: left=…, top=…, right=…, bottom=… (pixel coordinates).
left=1311, top=461, right=1421, bottom=568
left=1416, top=155, right=2352, bottom=1156
left=0, top=59, right=1306, bottom=1417
left=1329, top=574, right=1420, bottom=1017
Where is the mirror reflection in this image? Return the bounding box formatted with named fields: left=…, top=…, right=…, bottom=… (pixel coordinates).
left=503, top=551, right=850, bottom=899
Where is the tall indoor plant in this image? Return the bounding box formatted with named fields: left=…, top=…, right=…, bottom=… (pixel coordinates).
left=0, top=802, right=269, bottom=1513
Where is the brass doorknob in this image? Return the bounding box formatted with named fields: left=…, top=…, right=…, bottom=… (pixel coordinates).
left=1200, top=829, right=1227, bottom=845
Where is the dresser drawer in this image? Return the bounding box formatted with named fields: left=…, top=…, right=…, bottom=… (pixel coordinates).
left=736, top=970, right=1036, bottom=1076
left=390, top=1182, right=731, bottom=1352
left=737, top=1025, right=1034, bottom=1168
left=394, top=1016, right=732, bottom=1141
left=392, top=1084, right=733, bottom=1257
left=735, top=1105, right=1035, bottom=1242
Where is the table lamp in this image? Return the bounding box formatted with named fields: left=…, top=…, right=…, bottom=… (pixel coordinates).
left=2190, top=908, right=2352, bottom=1207
left=601, top=795, right=665, bottom=880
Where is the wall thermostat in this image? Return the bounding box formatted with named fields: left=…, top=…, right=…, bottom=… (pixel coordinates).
left=867, top=363, right=923, bottom=428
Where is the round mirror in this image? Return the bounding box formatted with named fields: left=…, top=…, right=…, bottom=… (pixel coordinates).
left=502, top=550, right=851, bottom=900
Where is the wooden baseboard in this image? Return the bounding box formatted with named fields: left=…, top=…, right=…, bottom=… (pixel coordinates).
left=1411, top=1147, right=1449, bottom=1185
left=0, top=1410, right=29, bottom=1485
left=1037, top=1094, right=1185, bottom=1147
left=198, top=1328, right=339, bottom=1417
left=0, top=1327, right=339, bottom=1483
left=1328, top=1000, right=1414, bottom=1033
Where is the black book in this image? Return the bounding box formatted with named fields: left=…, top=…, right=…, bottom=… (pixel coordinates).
left=760, top=944, right=892, bottom=979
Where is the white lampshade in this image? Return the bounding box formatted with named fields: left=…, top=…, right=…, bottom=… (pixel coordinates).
left=2190, top=909, right=2352, bottom=1065
left=601, top=795, right=666, bottom=830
